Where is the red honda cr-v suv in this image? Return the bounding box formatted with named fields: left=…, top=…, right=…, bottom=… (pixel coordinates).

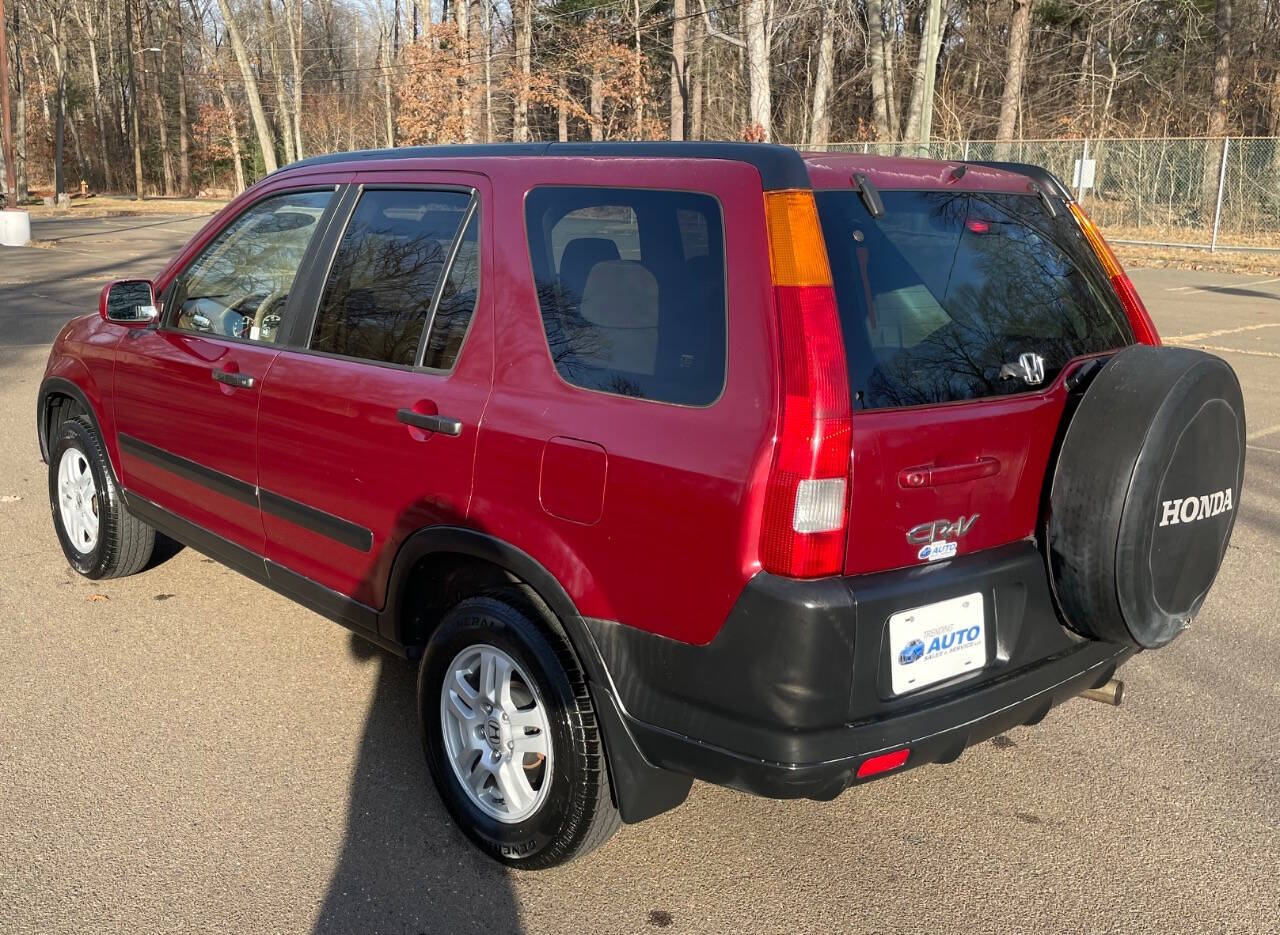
left=37, top=143, right=1245, bottom=868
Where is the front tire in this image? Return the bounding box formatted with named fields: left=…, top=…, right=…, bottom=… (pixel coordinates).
left=48, top=416, right=155, bottom=580
left=419, top=589, right=620, bottom=868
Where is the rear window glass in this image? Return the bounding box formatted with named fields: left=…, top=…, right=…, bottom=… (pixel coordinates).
left=816, top=190, right=1134, bottom=410
left=525, top=187, right=726, bottom=407
left=311, top=189, right=472, bottom=366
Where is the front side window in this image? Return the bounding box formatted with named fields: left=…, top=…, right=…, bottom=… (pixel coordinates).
left=525, top=187, right=727, bottom=407
left=167, top=189, right=333, bottom=343
left=310, top=189, right=473, bottom=367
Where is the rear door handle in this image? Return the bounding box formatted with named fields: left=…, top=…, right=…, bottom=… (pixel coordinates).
left=899, top=457, right=1000, bottom=489
left=212, top=368, right=254, bottom=389
left=397, top=409, right=462, bottom=437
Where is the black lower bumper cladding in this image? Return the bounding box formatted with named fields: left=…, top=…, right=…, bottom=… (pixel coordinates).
left=585, top=541, right=1131, bottom=803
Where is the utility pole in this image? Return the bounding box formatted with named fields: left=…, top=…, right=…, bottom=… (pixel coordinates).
left=0, top=0, right=18, bottom=203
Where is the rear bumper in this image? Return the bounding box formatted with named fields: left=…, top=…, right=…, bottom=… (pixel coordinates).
left=585, top=541, right=1132, bottom=801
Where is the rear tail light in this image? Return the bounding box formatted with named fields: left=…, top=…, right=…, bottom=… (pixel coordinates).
left=760, top=190, right=852, bottom=578
left=856, top=748, right=910, bottom=779
left=1069, top=203, right=1161, bottom=345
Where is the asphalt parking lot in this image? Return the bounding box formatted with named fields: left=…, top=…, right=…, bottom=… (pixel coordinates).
left=2, top=215, right=1278, bottom=934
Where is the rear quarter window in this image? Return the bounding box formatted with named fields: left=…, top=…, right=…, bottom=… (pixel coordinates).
left=816, top=190, right=1134, bottom=409
left=525, top=187, right=727, bottom=407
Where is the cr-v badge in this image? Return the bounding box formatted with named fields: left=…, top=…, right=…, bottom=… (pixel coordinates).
left=907, top=515, right=979, bottom=563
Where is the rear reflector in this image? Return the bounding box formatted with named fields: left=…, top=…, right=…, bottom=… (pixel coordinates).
left=1068, top=203, right=1160, bottom=345
left=760, top=190, right=852, bottom=578
left=856, top=748, right=910, bottom=779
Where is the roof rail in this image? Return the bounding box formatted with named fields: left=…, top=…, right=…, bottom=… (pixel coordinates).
left=279, top=141, right=813, bottom=190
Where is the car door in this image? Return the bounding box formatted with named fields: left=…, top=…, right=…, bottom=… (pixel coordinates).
left=255, top=174, right=493, bottom=609
left=112, top=183, right=345, bottom=557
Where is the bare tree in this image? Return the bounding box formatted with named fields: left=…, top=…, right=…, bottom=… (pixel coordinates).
left=994, top=0, right=1034, bottom=159
left=214, top=0, right=277, bottom=172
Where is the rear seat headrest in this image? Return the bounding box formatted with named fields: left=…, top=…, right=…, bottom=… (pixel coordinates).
left=580, top=261, right=659, bottom=329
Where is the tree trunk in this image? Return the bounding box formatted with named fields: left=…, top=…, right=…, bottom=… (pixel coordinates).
left=994, top=0, right=1033, bottom=159
left=176, top=4, right=192, bottom=195
left=866, top=0, right=892, bottom=141
left=744, top=0, right=769, bottom=138
left=53, top=38, right=66, bottom=197
left=153, top=42, right=175, bottom=195
left=125, top=0, right=143, bottom=196
left=284, top=0, right=303, bottom=158
left=214, top=0, right=278, bottom=173
left=217, top=77, right=245, bottom=195
left=808, top=0, right=835, bottom=149
left=590, top=64, right=603, bottom=141
left=454, top=0, right=472, bottom=141
left=1202, top=0, right=1231, bottom=212
left=633, top=0, right=643, bottom=138
left=482, top=0, right=493, bottom=141
left=903, top=0, right=943, bottom=149
left=557, top=73, right=568, bottom=141
left=690, top=12, right=703, bottom=139
left=513, top=0, right=530, bottom=141
left=263, top=0, right=295, bottom=164
left=670, top=0, right=686, bottom=140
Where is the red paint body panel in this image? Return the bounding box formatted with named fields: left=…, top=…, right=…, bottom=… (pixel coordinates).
left=540, top=437, right=608, bottom=526
left=254, top=169, right=494, bottom=607
left=113, top=331, right=279, bottom=552
left=471, top=158, right=778, bottom=645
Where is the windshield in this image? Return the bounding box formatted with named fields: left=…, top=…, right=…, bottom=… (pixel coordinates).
left=815, top=190, right=1134, bottom=410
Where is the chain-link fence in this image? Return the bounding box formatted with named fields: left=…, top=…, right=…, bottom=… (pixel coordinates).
left=808, top=137, right=1280, bottom=252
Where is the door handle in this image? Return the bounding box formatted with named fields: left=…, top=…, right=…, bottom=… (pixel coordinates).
left=397, top=408, right=462, bottom=437
left=898, top=457, right=1000, bottom=489
left=212, top=368, right=254, bottom=390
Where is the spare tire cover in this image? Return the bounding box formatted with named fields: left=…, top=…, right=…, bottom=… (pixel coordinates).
left=1048, top=345, right=1245, bottom=649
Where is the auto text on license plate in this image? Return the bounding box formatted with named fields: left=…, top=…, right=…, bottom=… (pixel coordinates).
left=888, top=593, right=986, bottom=695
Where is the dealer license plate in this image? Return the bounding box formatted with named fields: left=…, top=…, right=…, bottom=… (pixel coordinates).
left=888, top=593, right=986, bottom=695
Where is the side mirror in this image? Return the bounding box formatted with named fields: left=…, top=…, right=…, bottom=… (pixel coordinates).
left=100, top=279, right=159, bottom=324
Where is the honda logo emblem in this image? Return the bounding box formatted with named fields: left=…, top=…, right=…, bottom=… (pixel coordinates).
left=1000, top=352, right=1046, bottom=386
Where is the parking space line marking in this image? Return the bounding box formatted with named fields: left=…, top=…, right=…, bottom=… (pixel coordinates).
left=1164, top=276, right=1280, bottom=294
left=1165, top=342, right=1280, bottom=359
left=1246, top=423, right=1280, bottom=442
left=1247, top=444, right=1280, bottom=455
left=1167, top=323, right=1280, bottom=342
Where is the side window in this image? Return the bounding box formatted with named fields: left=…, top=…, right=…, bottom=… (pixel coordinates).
left=310, top=189, right=472, bottom=366
left=525, top=187, right=727, bottom=407
left=167, top=190, right=333, bottom=343
left=421, top=207, right=480, bottom=371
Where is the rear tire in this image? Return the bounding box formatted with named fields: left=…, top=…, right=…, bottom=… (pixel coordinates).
left=48, top=416, right=155, bottom=580
left=419, top=588, right=620, bottom=869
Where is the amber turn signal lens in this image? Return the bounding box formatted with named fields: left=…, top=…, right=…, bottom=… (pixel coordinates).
left=764, top=190, right=834, bottom=288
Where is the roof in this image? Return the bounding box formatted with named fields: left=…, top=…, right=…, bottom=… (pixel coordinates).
left=278, top=141, right=1064, bottom=197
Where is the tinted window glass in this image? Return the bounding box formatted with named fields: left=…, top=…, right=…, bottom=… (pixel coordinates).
left=168, top=190, right=332, bottom=344
left=526, top=187, right=726, bottom=406
left=816, top=190, right=1133, bottom=409
left=311, top=189, right=471, bottom=366
left=422, top=208, right=479, bottom=370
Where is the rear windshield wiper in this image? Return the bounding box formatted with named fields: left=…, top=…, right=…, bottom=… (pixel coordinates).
left=1028, top=181, right=1059, bottom=218
left=851, top=172, right=885, bottom=219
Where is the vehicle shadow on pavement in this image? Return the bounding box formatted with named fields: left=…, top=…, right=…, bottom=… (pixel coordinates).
left=312, top=634, right=524, bottom=935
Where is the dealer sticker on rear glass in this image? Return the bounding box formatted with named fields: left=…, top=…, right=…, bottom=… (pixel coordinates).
left=888, top=593, right=986, bottom=695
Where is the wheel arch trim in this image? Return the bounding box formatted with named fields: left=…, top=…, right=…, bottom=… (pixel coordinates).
left=38, top=375, right=121, bottom=486
left=381, top=525, right=693, bottom=822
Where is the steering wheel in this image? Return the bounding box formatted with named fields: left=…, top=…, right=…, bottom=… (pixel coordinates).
left=252, top=288, right=289, bottom=342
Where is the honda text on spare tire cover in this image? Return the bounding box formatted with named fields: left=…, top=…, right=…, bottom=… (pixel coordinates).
left=36, top=143, right=1245, bottom=868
